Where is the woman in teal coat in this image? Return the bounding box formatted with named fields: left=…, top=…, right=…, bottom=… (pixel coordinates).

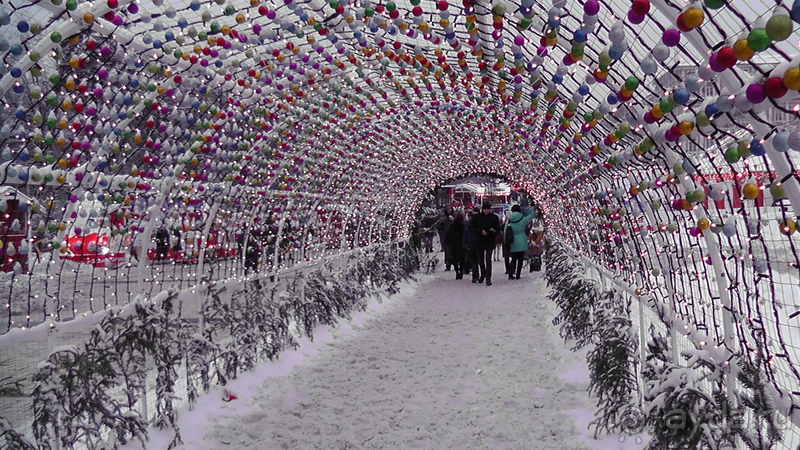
left=503, top=197, right=535, bottom=280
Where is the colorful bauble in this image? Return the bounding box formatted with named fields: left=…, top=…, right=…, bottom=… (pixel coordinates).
left=779, top=219, right=796, bottom=236
left=765, top=13, right=793, bottom=41
left=765, top=77, right=788, bottom=98
left=747, top=28, right=771, bottom=52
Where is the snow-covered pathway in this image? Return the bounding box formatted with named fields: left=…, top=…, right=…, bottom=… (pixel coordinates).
left=135, top=270, right=645, bottom=450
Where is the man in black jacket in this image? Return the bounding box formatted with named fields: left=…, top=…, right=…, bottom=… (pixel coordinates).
left=468, top=202, right=501, bottom=286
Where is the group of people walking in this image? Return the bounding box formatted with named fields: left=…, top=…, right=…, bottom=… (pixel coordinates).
left=431, top=193, right=544, bottom=286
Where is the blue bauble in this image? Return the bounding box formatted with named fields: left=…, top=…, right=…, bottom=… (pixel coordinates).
left=672, top=88, right=689, bottom=105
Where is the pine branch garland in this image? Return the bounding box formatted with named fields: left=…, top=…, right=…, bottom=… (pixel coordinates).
left=587, top=290, right=641, bottom=438
left=23, top=242, right=417, bottom=449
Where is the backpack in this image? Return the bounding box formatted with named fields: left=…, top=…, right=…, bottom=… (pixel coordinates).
left=504, top=224, right=514, bottom=245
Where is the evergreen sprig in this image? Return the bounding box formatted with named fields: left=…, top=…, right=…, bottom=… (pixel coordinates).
left=643, top=334, right=738, bottom=450
left=736, top=337, right=783, bottom=450
left=587, top=290, right=641, bottom=438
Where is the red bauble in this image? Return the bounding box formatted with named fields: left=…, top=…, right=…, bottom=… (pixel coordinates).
left=631, top=0, right=650, bottom=16
left=716, top=46, right=736, bottom=69
left=765, top=77, right=788, bottom=98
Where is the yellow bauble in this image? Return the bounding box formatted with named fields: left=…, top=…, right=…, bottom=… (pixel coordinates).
left=683, top=8, right=704, bottom=28
left=651, top=105, right=664, bottom=119
left=779, top=219, right=796, bottom=236
left=742, top=183, right=760, bottom=199
left=697, top=219, right=709, bottom=230
left=783, top=67, right=800, bottom=90
left=678, top=121, right=693, bottom=135
left=732, top=39, right=754, bottom=61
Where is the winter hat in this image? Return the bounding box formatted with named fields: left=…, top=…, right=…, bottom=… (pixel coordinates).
left=511, top=205, right=521, bottom=212
left=482, top=202, right=492, bottom=210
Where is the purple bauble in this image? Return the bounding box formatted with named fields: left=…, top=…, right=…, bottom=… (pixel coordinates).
left=627, top=11, right=645, bottom=24
left=708, top=53, right=725, bottom=73
left=662, top=28, right=680, bottom=47
left=745, top=83, right=767, bottom=104
left=584, top=0, right=600, bottom=15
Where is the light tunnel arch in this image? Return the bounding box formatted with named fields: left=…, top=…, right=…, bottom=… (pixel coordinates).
left=1, top=0, right=800, bottom=445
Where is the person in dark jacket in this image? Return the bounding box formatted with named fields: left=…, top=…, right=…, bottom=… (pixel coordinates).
left=421, top=214, right=439, bottom=253
left=468, top=202, right=501, bottom=286
left=444, top=211, right=465, bottom=279
left=437, top=206, right=455, bottom=270
left=155, top=227, right=169, bottom=261
left=462, top=209, right=478, bottom=280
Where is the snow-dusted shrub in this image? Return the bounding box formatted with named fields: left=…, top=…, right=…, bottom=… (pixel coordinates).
left=587, top=289, right=641, bottom=438
left=26, top=242, right=418, bottom=449
left=32, top=290, right=185, bottom=450
left=735, top=337, right=783, bottom=450
left=545, top=240, right=600, bottom=349
left=643, top=333, right=738, bottom=450
left=1, top=377, right=35, bottom=450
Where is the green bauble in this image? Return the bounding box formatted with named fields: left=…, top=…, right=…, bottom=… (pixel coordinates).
left=598, top=52, right=611, bottom=69
left=738, top=140, right=752, bottom=158
left=566, top=100, right=577, bottom=112
left=624, top=77, right=639, bottom=91
left=747, top=28, right=771, bottom=52
left=695, top=111, right=710, bottom=127
left=704, top=0, right=725, bottom=8
left=770, top=183, right=786, bottom=199
left=765, top=14, right=792, bottom=42
left=724, top=147, right=740, bottom=163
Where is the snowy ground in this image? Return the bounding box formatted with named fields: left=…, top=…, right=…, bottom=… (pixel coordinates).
left=125, top=267, right=649, bottom=450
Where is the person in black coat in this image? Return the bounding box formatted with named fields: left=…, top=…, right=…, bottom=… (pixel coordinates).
left=462, top=209, right=479, bottom=280
left=444, top=211, right=465, bottom=280
left=468, top=202, right=501, bottom=286
left=437, top=206, right=455, bottom=270
left=155, top=227, right=169, bottom=261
